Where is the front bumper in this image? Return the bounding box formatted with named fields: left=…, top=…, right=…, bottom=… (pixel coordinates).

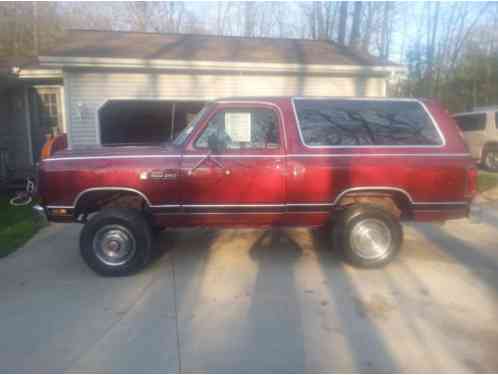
left=32, top=204, right=48, bottom=222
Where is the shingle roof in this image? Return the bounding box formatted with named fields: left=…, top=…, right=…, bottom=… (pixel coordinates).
left=42, top=29, right=397, bottom=67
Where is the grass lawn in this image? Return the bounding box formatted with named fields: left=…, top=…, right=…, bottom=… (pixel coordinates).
left=0, top=195, right=45, bottom=258
left=478, top=170, right=498, bottom=193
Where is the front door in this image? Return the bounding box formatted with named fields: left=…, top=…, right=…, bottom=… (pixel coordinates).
left=30, top=86, right=65, bottom=162
left=180, top=103, right=286, bottom=226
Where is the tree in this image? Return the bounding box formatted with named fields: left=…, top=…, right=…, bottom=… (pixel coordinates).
left=337, top=1, right=348, bottom=45
left=349, top=2, right=362, bottom=48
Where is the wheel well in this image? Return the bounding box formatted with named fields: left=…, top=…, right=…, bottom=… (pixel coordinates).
left=484, top=142, right=498, bottom=153
left=74, top=190, right=148, bottom=218
left=336, top=190, right=412, bottom=219
left=481, top=143, right=498, bottom=162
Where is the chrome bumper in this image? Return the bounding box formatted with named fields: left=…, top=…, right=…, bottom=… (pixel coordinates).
left=32, top=204, right=48, bottom=222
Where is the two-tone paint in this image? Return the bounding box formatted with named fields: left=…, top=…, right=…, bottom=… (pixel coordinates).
left=38, top=97, right=476, bottom=227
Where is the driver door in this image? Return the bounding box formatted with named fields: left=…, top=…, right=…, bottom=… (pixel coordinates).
left=179, top=103, right=286, bottom=226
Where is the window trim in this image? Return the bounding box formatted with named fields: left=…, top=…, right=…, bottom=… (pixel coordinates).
left=291, top=97, right=446, bottom=149
left=34, top=85, right=65, bottom=133
left=192, top=105, right=284, bottom=152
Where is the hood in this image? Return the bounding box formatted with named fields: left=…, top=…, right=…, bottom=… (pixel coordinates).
left=51, top=144, right=180, bottom=159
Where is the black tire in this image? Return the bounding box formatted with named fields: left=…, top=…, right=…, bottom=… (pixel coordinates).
left=80, top=208, right=153, bottom=276
left=483, top=149, right=498, bottom=172
left=332, top=205, right=402, bottom=268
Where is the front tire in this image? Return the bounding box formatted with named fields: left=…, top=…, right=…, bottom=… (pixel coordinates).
left=333, top=205, right=402, bottom=268
left=80, top=208, right=153, bottom=276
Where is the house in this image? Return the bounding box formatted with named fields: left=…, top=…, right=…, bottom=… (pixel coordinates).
left=0, top=57, right=63, bottom=180
left=1, top=29, right=403, bottom=177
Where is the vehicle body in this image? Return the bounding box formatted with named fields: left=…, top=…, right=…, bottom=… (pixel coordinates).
left=453, top=107, right=498, bottom=171
left=34, top=97, right=477, bottom=275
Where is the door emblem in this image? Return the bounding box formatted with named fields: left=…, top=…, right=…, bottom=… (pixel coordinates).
left=139, top=170, right=177, bottom=181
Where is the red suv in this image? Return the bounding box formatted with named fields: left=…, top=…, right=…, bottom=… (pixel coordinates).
left=34, top=97, right=477, bottom=275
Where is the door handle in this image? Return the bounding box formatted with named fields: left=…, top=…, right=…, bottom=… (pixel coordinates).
left=273, top=158, right=287, bottom=175
left=188, top=153, right=226, bottom=176
left=292, top=165, right=306, bottom=177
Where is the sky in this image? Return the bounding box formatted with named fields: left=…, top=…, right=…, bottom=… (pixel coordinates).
left=54, top=1, right=497, bottom=64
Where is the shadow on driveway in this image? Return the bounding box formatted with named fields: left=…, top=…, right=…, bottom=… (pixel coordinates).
left=1, top=218, right=498, bottom=372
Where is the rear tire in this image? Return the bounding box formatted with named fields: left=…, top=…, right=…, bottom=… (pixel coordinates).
left=80, top=208, right=152, bottom=276
left=332, top=205, right=402, bottom=268
left=483, top=149, right=498, bottom=172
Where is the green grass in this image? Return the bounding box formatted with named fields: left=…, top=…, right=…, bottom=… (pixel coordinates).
left=0, top=195, right=45, bottom=258
left=478, top=170, right=498, bottom=193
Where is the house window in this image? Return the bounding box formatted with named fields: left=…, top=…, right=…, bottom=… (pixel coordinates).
left=35, top=87, right=64, bottom=134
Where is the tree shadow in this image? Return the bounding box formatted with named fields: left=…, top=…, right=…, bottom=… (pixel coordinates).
left=165, top=228, right=306, bottom=372
left=241, top=229, right=306, bottom=372
left=413, top=224, right=498, bottom=295
left=476, top=204, right=498, bottom=231
left=310, top=228, right=399, bottom=372
left=148, top=228, right=179, bottom=266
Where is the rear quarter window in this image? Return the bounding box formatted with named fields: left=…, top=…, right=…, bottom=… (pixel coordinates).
left=294, top=99, right=443, bottom=147
left=453, top=113, right=486, bottom=132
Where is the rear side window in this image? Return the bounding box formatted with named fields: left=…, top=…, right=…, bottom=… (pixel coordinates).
left=453, top=113, right=486, bottom=132
left=294, top=99, right=443, bottom=147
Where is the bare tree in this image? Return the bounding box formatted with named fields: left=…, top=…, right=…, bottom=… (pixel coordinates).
left=349, top=2, right=362, bottom=48
left=426, top=2, right=440, bottom=94
left=380, top=2, right=392, bottom=60
left=243, top=2, right=256, bottom=37
left=126, top=2, right=147, bottom=32
left=215, top=2, right=234, bottom=35
left=337, top=1, right=348, bottom=45
left=361, top=2, right=375, bottom=52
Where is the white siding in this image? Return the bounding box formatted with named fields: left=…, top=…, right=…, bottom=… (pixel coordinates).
left=65, top=70, right=386, bottom=146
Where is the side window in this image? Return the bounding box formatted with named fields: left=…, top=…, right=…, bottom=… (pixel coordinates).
left=195, top=108, right=280, bottom=150
left=454, top=114, right=486, bottom=132
left=294, top=99, right=443, bottom=146
left=495, top=112, right=498, bottom=130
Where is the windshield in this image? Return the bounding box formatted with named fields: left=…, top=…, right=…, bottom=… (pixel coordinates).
left=172, top=104, right=212, bottom=145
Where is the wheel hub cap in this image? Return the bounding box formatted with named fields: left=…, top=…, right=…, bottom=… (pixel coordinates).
left=93, top=225, right=136, bottom=266
left=350, top=218, right=392, bottom=260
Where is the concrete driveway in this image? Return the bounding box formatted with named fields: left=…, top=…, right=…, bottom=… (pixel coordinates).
left=1, top=203, right=498, bottom=372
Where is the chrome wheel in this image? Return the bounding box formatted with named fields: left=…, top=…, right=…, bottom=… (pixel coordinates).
left=485, top=151, right=498, bottom=171
left=93, top=224, right=136, bottom=266
left=350, top=218, right=392, bottom=260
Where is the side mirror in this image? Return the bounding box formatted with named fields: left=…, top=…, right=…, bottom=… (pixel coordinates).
left=207, top=134, right=225, bottom=154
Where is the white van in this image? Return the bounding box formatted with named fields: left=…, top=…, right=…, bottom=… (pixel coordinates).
left=453, top=108, right=498, bottom=171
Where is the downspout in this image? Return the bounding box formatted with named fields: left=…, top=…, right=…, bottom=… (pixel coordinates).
left=23, top=86, right=34, bottom=166
left=170, top=102, right=176, bottom=141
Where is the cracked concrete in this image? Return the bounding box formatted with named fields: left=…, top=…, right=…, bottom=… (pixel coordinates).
left=1, top=203, right=498, bottom=372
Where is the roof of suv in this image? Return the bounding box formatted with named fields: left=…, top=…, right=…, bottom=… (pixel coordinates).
left=215, top=96, right=425, bottom=102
